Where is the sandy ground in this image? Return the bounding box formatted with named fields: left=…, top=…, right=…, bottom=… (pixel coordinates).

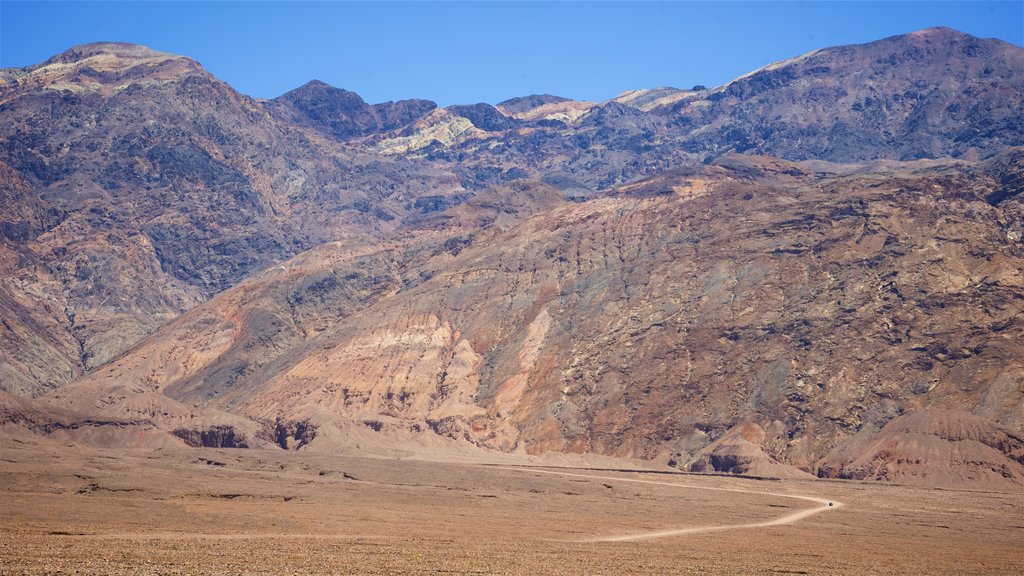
left=1, top=441, right=1022, bottom=575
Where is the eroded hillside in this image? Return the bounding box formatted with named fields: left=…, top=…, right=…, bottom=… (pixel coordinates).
left=2, top=30, right=1023, bottom=488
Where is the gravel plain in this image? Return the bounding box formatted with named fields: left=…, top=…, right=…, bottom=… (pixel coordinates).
left=2, top=442, right=1022, bottom=575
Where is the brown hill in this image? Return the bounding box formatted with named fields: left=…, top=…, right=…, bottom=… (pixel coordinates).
left=687, top=421, right=816, bottom=479
left=817, top=409, right=1024, bottom=488
left=4, top=30, right=1019, bottom=393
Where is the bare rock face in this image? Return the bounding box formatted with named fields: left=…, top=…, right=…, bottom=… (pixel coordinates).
left=43, top=180, right=568, bottom=432
left=817, top=410, right=1024, bottom=488
left=610, top=87, right=696, bottom=112
left=0, top=386, right=267, bottom=452
left=171, top=425, right=250, bottom=448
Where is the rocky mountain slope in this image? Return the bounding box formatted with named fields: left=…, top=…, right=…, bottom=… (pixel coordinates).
left=667, top=27, right=1024, bottom=160
left=0, top=42, right=459, bottom=395
left=2, top=29, right=1023, bottom=488
left=27, top=154, right=1024, bottom=488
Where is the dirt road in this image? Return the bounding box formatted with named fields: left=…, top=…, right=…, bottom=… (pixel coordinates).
left=513, top=467, right=842, bottom=542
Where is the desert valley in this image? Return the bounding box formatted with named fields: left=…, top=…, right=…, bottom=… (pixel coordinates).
left=1, top=24, right=1023, bottom=574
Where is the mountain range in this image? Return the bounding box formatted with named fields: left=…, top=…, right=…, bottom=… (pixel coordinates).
left=1, top=27, right=1023, bottom=489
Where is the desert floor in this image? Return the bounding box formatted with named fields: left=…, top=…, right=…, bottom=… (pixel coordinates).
left=1, top=441, right=1022, bottom=575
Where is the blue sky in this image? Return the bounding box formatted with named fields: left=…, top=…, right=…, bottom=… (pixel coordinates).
left=2, top=1, right=1021, bottom=105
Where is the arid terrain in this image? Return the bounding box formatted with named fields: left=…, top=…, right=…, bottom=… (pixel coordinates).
left=1, top=440, right=1022, bottom=575
left=2, top=24, right=1024, bottom=574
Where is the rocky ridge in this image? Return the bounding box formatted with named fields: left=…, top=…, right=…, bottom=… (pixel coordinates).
left=360, top=27, right=1024, bottom=192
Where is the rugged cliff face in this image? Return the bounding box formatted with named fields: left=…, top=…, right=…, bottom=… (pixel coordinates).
left=2, top=30, right=1023, bottom=488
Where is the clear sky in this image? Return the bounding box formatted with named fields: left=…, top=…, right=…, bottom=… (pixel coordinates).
left=1, top=1, right=1021, bottom=106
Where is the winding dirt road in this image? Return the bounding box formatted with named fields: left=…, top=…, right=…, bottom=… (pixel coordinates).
left=513, top=467, right=843, bottom=542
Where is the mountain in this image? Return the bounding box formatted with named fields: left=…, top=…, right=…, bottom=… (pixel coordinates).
left=363, top=27, right=1023, bottom=191
left=26, top=153, right=1024, bottom=489
left=2, top=30, right=1023, bottom=488
left=666, top=27, right=1024, bottom=160
left=0, top=43, right=460, bottom=396
left=269, top=79, right=437, bottom=141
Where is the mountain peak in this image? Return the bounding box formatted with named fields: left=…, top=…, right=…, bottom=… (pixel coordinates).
left=905, top=26, right=968, bottom=39
left=496, top=94, right=570, bottom=115
left=294, top=78, right=341, bottom=91
left=277, top=79, right=368, bottom=108
left=870, top=26, right=1017, bottom=52
left=46, top=42, right=177, bottom=65
left=0, top=41, right=203, bottom=97
left=278, top=79, right=365, bottom=102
